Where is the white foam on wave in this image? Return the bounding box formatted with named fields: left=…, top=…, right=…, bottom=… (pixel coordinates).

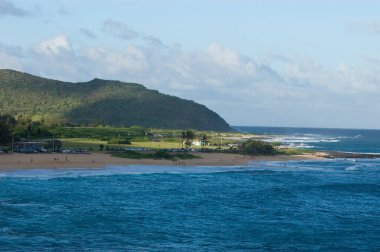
left=343, top=162, right=377, bottom=171
left=287, top=143, right=317, bottom=149
left=0, top=201, right=47, bottom=208
left=261, top=134, right=341, bottom=149
left=345, top=165, right=361, bottom=171
left=0, top=165, right=251, bottom=179
left=249, top=158, right=380, bottom=173
left=0, top=158, right=378, bottom=179
left=247, top=160, right=331, bottom=172
left=0, top=161, right=335, bottom=178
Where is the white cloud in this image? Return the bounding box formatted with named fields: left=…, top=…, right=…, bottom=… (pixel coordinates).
left=84, top=46, right=149, bottom=76
left=23, top=36, right=380, bottom=102
left=33, top=35, right=72, bottom=56
left=23, top=35, right=88, bottom=81
left=84, top=46, right=148, bottom=78
left=2, top=31, right=380, bottom=128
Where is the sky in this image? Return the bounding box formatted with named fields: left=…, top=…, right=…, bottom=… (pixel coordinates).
left=1, top=0, right=380, bottom=129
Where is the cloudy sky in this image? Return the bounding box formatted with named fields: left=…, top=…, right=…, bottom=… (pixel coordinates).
left=1, top=0, right=380, bottom=129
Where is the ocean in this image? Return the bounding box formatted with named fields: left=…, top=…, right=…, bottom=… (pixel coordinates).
left=1, top=127, right=380, bottom=251
left=235, top=126, right=380, bottom=153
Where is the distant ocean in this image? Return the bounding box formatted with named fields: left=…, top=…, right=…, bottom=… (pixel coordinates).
left=1, top=127, right=380, bottom=250
left=234, top=126, right=380, bottom=154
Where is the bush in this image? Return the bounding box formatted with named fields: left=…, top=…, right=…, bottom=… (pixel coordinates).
left=240, top=140, right=275, bottom=155
left=271, top=142, right=282, bottom=147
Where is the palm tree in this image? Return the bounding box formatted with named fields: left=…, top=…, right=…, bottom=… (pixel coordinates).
left=181, top=131, right=186, bottom=149
left=200, top=134, right=209, bottom=150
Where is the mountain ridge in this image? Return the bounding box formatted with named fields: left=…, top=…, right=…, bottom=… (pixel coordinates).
left=0, top=69, right=232, bottom=131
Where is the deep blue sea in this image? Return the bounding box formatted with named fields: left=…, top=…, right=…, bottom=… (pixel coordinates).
left=1, top=127, right=380, bottom=251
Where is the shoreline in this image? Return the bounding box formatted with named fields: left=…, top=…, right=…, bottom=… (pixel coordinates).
left=0, top=152, right=322, bottom=170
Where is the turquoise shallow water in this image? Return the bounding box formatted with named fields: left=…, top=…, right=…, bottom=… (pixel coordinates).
left=1, top=160, right=380, bottom=251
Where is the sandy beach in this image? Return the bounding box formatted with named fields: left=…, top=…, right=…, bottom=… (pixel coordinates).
left=0, top=152, right=322, bottom=170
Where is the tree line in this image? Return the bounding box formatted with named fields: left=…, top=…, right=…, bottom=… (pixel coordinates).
left=0, top=114, right=276, bottom=155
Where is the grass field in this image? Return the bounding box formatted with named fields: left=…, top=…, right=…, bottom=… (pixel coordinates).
left=43, top=127, right=312, bottom=156
left=61, top=138, right=206, bottom=151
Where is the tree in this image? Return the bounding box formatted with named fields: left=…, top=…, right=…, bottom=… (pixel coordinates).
left=181, top=131, right=186, bottom=149
left=12, top=121, right=52, bottom=139
left=240, top=140, right=275, bottom=155
left=0, top=114, right=16, bottom=128
left=99, top=144, right=105, bottom=151
left=0, top=122, right=11, bottom=144
left=182, top=129, right=195, bottom=148
left=200, top=134, right=209, bottom=150
left=0, top=114, right=16, bottom=145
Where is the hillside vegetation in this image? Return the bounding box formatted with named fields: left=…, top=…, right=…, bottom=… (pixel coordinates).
left=0, top=69, right=231, bottom=131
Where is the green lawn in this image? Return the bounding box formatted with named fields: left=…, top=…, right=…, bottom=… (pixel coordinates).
left=61, top=138, right=209, bottom=151
left=61, top=138, right=106, bottom=150
left=111, top=150, right=200, bottom=160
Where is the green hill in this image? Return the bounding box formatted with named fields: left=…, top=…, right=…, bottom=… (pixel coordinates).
left=0, top=69, right=232, bottom=131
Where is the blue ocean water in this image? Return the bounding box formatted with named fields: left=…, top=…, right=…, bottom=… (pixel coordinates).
left=1, top=161, right=380, bottom=251
left=1, top=127, right=380, bottom=250
left=234, top=126, right=380, bottom=153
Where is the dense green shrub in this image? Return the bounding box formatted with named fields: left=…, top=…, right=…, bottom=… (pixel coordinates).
left=240, top=140, right=275, bottom=155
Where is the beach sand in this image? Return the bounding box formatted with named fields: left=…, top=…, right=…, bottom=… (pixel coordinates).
left=0, top=152, right=322, bottom=170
